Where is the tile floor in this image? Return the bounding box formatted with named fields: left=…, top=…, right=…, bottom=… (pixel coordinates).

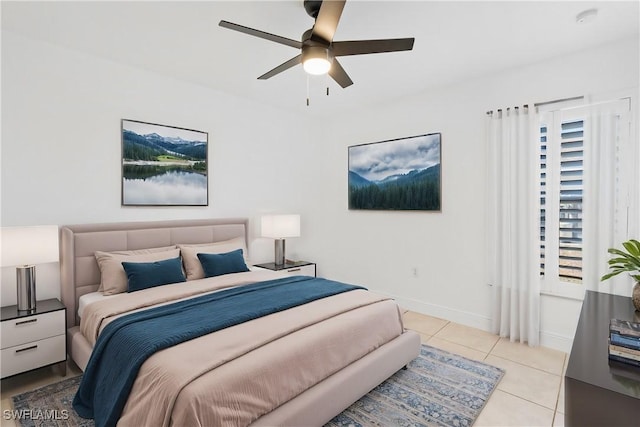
left=0, top=310, right=568, bottom=426
left=403, top=310, right=567, bottom=427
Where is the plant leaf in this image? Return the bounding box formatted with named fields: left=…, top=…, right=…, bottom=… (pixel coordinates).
left=622, top=241, right=640, bottom=257
left=607, top=249, right=640, bottom=269
left=602, top=270, right=624, bottom=281
left=607, top=257, right=633, bottom=265
left=602, top=240, right=640, bottom=282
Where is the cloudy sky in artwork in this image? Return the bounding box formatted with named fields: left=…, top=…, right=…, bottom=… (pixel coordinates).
left=348, top=133, right=440, bottom=182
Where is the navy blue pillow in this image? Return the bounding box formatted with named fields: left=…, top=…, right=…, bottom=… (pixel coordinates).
left=122, top=257, right=186, bottom=292
left=197, top=249, right=250, bottom=278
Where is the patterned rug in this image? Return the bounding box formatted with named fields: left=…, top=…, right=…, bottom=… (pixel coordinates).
left=11, top=345, right=503, bottom=427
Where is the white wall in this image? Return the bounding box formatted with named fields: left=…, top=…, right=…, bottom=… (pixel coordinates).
left=298, top=38, right=639, bottom=352
left=2, top=28, right=638, bottom=352
left=0, top=31, right=314, bottom=304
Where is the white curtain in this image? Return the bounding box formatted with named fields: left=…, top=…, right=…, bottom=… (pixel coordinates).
left=582, top=99, right=630, bottom=294
left=486, top=106, right=540, bottom=346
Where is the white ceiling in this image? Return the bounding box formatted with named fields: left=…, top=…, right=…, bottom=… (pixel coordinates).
left=2, top=1, right=638, bottom=114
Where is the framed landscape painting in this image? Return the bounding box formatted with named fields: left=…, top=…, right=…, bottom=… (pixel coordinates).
left=121, top=119, right=208, bottom=206
left=348, top=133, right=441, bottom=211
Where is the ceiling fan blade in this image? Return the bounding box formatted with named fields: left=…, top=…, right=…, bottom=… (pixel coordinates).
left=311, top=0, right=346, bottom=43
left=329, top=58, right=353, bottom=88
left=333, top=38, right=415, bottom=56
left=219, top=20, right=302, bottom=49
left=258, top=55, right=303, bottom=80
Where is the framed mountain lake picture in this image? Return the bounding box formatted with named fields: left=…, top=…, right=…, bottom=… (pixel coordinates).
left=348, top=133, right=441, bottom=211
left=121, top=119, right=208, bottom=206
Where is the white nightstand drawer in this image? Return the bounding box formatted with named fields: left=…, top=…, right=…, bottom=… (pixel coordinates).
left=281, top=264, right=316, bottom=277
left=1, top=334, right=66, bottom=378
left=1, top=310, right=65, bottom=349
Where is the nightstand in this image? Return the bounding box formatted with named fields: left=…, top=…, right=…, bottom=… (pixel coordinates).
left=254, top=261, right=316, bottom=277
left=1, top=298, right=67, bottom=379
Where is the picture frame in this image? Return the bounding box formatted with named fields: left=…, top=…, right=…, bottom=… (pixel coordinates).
left=348, top=133, right=441, bottom=211
left=121, top=119, right=208, bottom=206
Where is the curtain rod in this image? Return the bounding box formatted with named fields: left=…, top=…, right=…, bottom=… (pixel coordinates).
left=486, top=95, right=584, bottom=115
left=534, top=95, right=584, bottom=107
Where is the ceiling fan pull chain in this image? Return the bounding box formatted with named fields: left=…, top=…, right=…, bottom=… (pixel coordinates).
left=306, top=74, right=310, bottom=106
left=326, top=73, right=329, bottom=96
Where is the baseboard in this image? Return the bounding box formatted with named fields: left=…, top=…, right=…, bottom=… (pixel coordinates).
left=372, top=290, right=492, bottom=332
left=374, top=290, right=575, bottom=354
left=540, top=330, right=574, bottom=354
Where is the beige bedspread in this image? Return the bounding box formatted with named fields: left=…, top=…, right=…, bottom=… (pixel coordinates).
left=80, top=274, right=405, bottom=427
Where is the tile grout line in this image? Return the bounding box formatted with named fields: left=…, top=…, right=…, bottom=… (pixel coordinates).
left=488, top=354, right=565, bottom=377
left=429, top=333, right=490, bottom=357
left=486, top=335, right=501, bottom=355
left=432, top=320, right=450, bottom=336
left=498, top=389, right=558, bottom=414
left=551, top=353, right=568, bottom=422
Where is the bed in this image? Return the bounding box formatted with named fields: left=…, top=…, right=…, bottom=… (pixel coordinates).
left=60, top=218, right=421, bottom=426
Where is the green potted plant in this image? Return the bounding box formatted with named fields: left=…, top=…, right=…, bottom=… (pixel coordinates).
left=601, top=239, right=640, bottom=311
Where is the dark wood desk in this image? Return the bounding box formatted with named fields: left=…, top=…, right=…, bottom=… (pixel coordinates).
left=565, top=291, right=640, bottom=426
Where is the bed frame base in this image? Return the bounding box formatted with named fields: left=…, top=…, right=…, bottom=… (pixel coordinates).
left=68, top=326, right=91, bottom=371
left=252, top=330, right=421, bottom=426
left=68, top=326, right=420, bottom=425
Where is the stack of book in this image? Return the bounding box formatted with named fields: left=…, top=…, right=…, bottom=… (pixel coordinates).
left=608, top=319, right=640, bottom=367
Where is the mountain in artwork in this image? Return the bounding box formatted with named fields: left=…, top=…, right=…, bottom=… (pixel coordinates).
left=123, top=129, right=206, bottom=161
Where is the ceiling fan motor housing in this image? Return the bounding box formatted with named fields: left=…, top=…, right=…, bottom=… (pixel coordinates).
left=303, top=0, right=323, bottom=19
left=302, top=45, right=333, bottom=64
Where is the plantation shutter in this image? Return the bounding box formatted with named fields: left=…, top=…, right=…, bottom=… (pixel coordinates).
left=539, top=118, right=584, bottom=284
left=558, top=120, right=584, bottom=282
left=539, top=97, right=633, bottom=295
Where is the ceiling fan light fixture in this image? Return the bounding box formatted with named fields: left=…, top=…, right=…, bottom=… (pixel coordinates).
left=302, top=46, right=332, bottom=75
left=303, top=57, right=331, bottom=75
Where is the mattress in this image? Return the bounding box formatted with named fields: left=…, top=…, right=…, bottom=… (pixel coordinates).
left=78, top=292, right=113, bottom=318
left=78, top=272, right=405, bottom=426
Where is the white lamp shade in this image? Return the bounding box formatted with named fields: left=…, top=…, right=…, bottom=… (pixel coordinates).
left=261, top=215, right=300, bottom=239
left=1, top=225, right=59, bottom=267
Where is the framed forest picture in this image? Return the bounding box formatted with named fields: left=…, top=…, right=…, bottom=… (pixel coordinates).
left=348, top=133, right=441, bottom=211
left=121, top=119, right=208, bottom=206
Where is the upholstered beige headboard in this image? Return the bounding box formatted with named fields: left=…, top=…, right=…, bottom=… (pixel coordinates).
left=60, top=218, right=249, bottom=327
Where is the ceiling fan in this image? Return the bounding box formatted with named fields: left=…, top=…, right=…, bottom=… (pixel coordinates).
left=219, top=0, right=415, bottom=88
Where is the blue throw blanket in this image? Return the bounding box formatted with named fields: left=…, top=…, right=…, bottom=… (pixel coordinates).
left=73, top=276, right=364, bottom=427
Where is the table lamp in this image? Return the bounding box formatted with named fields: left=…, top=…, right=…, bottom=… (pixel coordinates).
left=1, top=225, right=59, bottom=312
left=261, top=215, right=300, bottom=266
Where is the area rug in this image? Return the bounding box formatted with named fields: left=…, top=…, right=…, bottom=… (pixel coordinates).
left=11, top=345, right=503, bottom=427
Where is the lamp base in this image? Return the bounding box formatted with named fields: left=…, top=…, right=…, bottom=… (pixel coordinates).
left=17, top=265, right=36, bottom=312
left=274, top=239, right=285, bottom=266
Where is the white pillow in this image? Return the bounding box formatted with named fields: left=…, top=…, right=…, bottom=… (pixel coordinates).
left=178, top=237, right=249, bottom=281
left=95, top=246, right=180, bottom=295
